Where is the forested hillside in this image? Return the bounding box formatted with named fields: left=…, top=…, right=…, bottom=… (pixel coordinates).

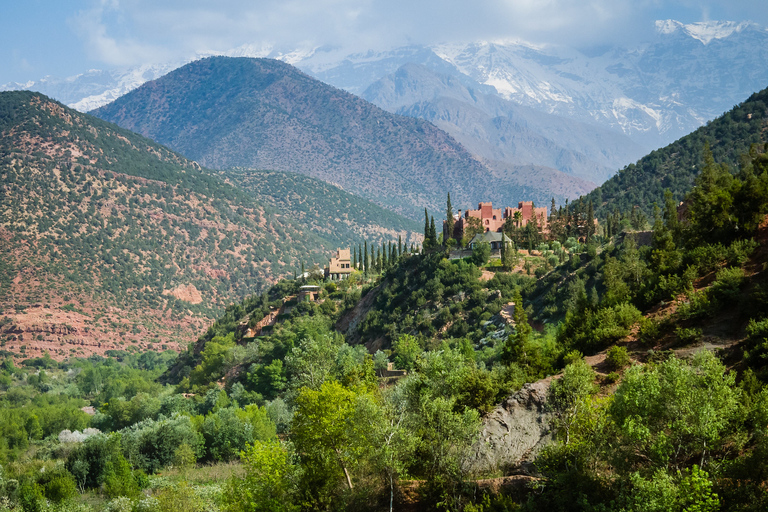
left=218, top=169, right=422, bottom=249
left=2, top=91, right=768, bottom=511
left=0, top=91, right=408, bottom=361
left=92, top=56, right=555, bottom=219
left=585, top=86, right=768, bottom=219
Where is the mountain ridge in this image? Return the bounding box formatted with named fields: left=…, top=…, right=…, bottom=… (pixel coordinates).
left=92, top=56, right=576, bottom=219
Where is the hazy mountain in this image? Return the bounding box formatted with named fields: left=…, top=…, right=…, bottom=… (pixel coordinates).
left=91, top=56, right=583, bottom=219
left=7, top=20, right=765, bottom=185
left=306, top=20, right=768, bottom=150
left=362, top=63, right=646, bottom=183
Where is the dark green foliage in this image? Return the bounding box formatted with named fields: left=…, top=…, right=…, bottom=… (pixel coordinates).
left=582, top=87, right=768, bottom=221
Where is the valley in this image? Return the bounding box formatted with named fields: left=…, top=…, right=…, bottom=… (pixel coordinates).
left=1, top=19, right=768, bottom=512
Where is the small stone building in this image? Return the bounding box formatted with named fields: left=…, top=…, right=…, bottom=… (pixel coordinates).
left=298, top=285, right=320, bottom=301
left=324, top=248, right=353, bottom=280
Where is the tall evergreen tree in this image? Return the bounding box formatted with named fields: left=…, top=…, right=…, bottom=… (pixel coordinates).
left=364, top=241, right=369, bottom=275
left=445, top=193, right=455, bottom=244
left=398, top=235, right=403, bottom=257
left=429, top=216, right=437, bottom=246
left=586, top=200, right=595, bottom=242
left=424, top=208, right=430, bottom=248
left=382, top=241, right=388, bottom=269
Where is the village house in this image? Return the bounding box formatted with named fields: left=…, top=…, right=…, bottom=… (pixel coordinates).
left=467, top=231, right=514, bottom=250
left=448, top=201, right=548, bottom=242
left=324, top=248, right=353, bottom=280
left=298, top=285, right=321, bottom=301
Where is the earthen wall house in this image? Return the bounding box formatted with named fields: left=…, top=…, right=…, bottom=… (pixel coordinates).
left=324, top=248, right=352, bottom=280
left=448, top=201, right=548, bottom=242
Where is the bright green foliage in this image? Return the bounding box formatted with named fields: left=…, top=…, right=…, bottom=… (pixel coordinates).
left=291, top=381, right=378, bottom=497
left=392, top=334, right=421, bottom=371
left=606, top=345, right=631, bottom=371
left=548, top=359, right=598, bottom=445
left=223, top=440, right=299, bottom=512
left=189, top=333, right=236, bottom=386
left=66, top=434, right=134, bottom=492
left=610, top=351, right=740, bottom=470
left=198, top=406, right=277, bottom=462
left=558, top=303, right=642, bottom=354
left=414, top=395, right=481, bottom=508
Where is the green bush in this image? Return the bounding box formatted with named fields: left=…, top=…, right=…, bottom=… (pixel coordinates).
left=606, top=346, right=630, bottom=371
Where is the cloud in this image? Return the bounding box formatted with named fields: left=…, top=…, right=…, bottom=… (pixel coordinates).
left=65, top=0, right=768, bottom=69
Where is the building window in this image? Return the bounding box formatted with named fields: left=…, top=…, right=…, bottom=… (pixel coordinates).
left=493, top=215, right=497, bottom=220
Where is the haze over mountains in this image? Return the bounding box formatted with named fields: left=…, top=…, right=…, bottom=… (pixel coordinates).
left=362, top=63, right=646, bottom=183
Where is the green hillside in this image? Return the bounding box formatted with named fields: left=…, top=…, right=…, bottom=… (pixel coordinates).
left=585, top=86, right=768, bottom=218
left=92, top=56, right=538, bottom=219
left=218, top=169, right=422, bottom=249
left=0, top=91, right=385, bottom=357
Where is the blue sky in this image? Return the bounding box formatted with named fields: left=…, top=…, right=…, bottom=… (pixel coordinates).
left=2, top=0, right=766, bottom=85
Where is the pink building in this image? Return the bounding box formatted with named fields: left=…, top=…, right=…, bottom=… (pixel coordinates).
left=448, top=201, right=547, bottom=241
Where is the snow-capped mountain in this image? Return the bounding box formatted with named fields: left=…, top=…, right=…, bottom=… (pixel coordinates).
left=303, top=20, right=768, bottom=149
left=4, top=19, right=766, bottom=177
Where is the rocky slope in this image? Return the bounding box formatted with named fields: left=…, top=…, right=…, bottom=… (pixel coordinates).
left=92, top=56, right=568, bottom=218
left=0, top=91, right=415, bottom=360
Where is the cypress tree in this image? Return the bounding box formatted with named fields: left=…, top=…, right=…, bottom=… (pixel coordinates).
left=429, top=216, right=437, bottom=246
left=390, top=242, right=396, bottom=264
left=352, top=246, right=357, bottom=270
left=382, top=241, right=388, bottom=269
left=424, top=208, right=430, bottom=247
left=445, top=193, right=454, bottom=244
left=398, top=235, right=403, bottom=257
left=364, top=241, right=369, bottom=275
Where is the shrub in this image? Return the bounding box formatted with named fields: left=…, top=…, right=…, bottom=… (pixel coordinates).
left=677, top=290, right=711, bottom=320
left=709, top=266, right=745, bottom=302
left=606, top=346, right=630, bottom=371
left=120, top=414, right=203, bottom=474
left=675, top=326, right=703, bottom=344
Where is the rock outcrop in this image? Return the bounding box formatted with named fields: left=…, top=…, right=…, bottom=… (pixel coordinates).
left=468, top=380, right=553, bottom=474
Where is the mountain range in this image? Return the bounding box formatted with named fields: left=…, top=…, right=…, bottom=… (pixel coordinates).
left=91, top=57, right=592, bottom=219
left=5, top=19, right=767, bottom=174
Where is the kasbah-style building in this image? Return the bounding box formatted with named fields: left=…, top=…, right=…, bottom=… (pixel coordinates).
left=324, top=248, right=353, bottom=280
left=448, top=201, right=548, bottom=241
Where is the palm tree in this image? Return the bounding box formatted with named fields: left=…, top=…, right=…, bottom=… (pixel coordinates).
left=514, top=211, right=523, bottom=229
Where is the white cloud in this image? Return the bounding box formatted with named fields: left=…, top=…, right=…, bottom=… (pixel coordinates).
left=64, top=0, right=768, bottom=69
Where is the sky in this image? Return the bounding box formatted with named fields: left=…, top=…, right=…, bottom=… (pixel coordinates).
left=2, top=0, right=766, bottom=85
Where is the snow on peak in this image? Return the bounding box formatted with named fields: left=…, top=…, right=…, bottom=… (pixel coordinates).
left=655, top=19, right=752, bottom=44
